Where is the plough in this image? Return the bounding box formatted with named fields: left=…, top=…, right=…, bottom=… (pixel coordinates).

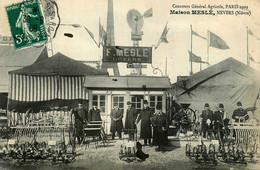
left=185, top=137, right=217, bottom=165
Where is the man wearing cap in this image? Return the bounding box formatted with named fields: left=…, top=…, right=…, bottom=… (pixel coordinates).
left=88, top=104, right=102, bottom=122
left=232, top=101, right=248, bottom=123
left=73, top=102, right=88, bottom=144
left=135, top=100, right=153, bottom=146
left=151, top=104, right=169, bottom=151
left=200, top=103, right=213, bottom=138
left=110, top=103, right=123, bottom=140
left=125, top=101, right=138, bottom=140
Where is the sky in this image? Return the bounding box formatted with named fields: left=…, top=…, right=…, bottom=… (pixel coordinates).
left=0, top=0, right=260, bottom=83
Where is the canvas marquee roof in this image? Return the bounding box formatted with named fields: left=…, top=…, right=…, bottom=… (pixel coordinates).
left=0, top=46, right=46, bottom=93
left=10, top=52, right=108, bottom=76
left=170, top=57, right=260, bottom=118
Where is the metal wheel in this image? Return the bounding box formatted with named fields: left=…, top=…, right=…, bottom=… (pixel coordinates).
left=185, top=108, right=196, bottom=123
left=186, top=144, right=191, bottom=156
left=193, top=147, right=199, bottom=162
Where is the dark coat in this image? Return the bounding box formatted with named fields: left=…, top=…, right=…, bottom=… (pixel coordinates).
left=151, top=111, right=169, bottom=146
left=212, top=110, right=224, bottom=132
left=88, top=109, right=102, bottom=121
left=110, top=108, right=123, bottom=133
left=124, top=106, right=138, bottom=131
left=201, top=109, right=214, bottom=128
left=136, top=107, right=153, bottom=139
left=232, top=108, right=248, bottom=122
left=73, top=107, right=88, bottom=137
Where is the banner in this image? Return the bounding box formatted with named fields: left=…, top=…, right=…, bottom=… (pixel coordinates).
left=209, top=31, right=229, bottom=49
left=103, top=46, right=152, bottom=63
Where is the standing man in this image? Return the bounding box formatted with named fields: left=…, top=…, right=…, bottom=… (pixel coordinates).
left=135, top=100, right=153, bottom=146
left=200, top=103, right=213, bottom=139
left=110, top=103, right=123, bottom=140
left=232, top=101, right=249, bottom=123
left=73, top=102, right=88, bottom=144
left=125, top=101, right=138, bottom=140
left=88, top=104, right=102, bottom=122
left=151, top=104, right=169, bottom=152
left=212, top=103, right=230, bottom=141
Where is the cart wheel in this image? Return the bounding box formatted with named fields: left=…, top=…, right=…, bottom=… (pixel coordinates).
left=185, top=108, right=196, bottom=124
left=68, top=124, right=76, bottom=149
left=209, top=144, right=215, bottom=154
left=186, top=144, right=191, bottom=156
left=193, top=147, right=199, bottom=162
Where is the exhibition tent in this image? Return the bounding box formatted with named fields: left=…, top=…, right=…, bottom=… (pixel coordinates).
left=8, top=52, right=108, bottom=113
left=170, top=57, right=260, bottom=119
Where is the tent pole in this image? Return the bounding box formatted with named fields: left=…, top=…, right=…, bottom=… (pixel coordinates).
left=207, top=30, right=209, bottom=67
left=190, top=25, right=193, bottom=75
left=247, top=26, right=250, bottom=66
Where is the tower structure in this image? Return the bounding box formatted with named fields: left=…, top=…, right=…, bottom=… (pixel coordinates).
left=102, top=0, right=120, bottom=75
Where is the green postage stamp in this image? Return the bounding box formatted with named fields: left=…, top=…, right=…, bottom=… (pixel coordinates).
left=5, top=0, right=47, bottom=49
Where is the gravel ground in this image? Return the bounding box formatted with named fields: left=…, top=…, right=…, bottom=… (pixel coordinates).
left=0, top=138, right=260, bottom=170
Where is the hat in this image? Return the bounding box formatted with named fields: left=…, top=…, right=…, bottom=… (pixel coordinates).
left=143, top=100, right=148, bottom=104
left=237, top=101, right=242, bottom=106
left=156, top=104, right=162, bottom=110
left=204, top=103, right=209, bottom=107
left=219, top=103, right=224, bottom=109
left=126, top=101, right=131, bottom=105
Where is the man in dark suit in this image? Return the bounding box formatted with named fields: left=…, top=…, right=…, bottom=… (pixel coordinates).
left=125, top=101, right=138, bottom=140
left=135, top=100, right=153, bottom=146
left=200, top=103, right=213, bottom=138
left=110, top=103, right=123, bottom=140
left=73, top=102, right=88, bottom=144
left=232, top=101, right=248, bottom=123
left=88, top=104, right=102, bottom=122
left=212, top=103, right=230, bottom=141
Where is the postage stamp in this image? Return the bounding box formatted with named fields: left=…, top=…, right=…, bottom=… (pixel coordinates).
left=5, top=0, right=47, bottom=49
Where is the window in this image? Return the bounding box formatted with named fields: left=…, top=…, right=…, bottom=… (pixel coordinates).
left=131, top=95, right=143, bottom=113
left=112, top=96, right=124, bottom=112
left=92, top=94, right=106, bottom=113
left=149, top=95, right=163, bottom=112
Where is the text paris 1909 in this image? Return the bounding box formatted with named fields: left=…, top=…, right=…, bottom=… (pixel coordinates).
left=170, top=4, right=251, bottom=16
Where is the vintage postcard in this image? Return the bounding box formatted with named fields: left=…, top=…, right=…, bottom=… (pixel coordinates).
left=0, top=0, right=259, bottom=169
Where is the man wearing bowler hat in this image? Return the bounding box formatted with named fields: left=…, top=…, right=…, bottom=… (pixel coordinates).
left=73, top=102, right=88, bottom=144
left=212, top=103, right=230, bottom=141
left=110, top=103, right=123, bottom=140
left=135, top=100, right=153, bottom=146
left=232, top=101, right=248, bottom=122
left=200, top=103, right=213, bottom=138
left=125, top=101, right=138, bottom=140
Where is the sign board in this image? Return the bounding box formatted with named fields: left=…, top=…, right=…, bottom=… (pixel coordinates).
left=48, top=140, right=56, bottom=146
left=103, top=46, right=152, bottom=63
left=8, top=140, right=16, bottom=145
left=127, top=63, right=147, bottom=68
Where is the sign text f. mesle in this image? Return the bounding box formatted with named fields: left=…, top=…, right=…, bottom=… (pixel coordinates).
left=103, top=46, right=152, bottom=63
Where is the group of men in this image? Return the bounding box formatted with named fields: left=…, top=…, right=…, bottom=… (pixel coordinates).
left=110, top=100, right=168, bottom=151
left=73, top=100, right=169, bottom=151
left=200, top=101, right=248, bottom=140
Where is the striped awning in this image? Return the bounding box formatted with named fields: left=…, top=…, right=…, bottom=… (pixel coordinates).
left=9, top=73, right=88, bottom=102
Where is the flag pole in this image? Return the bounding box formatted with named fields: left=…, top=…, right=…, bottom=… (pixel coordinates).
left=207, top=30, right=209, bottom=67
left=190, top=25, right=193, bottom=75
left=247, top=26, right=250, bottom=66
left=165, top=57, right=168, bottom=76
